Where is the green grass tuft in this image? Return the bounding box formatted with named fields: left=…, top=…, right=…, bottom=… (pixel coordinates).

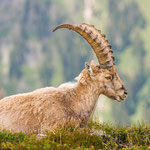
left=0, top=121, right=149, bottom=149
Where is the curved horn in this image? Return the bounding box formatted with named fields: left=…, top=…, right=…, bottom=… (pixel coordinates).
left=52, top=23, right=115, bottom=68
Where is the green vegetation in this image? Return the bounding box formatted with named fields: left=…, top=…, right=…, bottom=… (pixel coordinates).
left=0, top=122, right=149, bottom=150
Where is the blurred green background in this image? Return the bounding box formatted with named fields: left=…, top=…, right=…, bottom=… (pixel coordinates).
left=0, top=0, right=149, bottom=125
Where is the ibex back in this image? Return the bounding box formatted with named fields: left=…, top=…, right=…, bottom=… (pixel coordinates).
left=0, top=23, right=127, bottom=133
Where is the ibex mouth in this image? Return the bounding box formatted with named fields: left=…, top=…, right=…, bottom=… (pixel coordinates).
left=117, top=96, right=126, bottom=102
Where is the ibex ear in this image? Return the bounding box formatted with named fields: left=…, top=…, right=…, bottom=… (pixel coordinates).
left=85, top=62, right=90, bottom=69
left=85, top=62, right=93, bottom=76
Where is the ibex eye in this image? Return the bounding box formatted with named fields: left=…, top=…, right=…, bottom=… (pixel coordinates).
left=105, top=75, right=112, bottom=80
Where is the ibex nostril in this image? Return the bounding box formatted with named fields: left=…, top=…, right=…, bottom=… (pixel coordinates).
left=124, top=91, right=128, bottom=95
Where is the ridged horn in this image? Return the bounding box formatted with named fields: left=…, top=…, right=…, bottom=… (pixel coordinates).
left=52, top=23, right=115, bottom=68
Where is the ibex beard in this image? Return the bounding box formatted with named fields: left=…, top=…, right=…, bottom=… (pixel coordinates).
left=0, top=23, right=127, bottom=133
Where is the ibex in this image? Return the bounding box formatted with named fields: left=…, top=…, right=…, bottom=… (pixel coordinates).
left=0, top=23, right=127, bottom=133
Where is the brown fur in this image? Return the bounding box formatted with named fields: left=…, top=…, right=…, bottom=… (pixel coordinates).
left=0, top=61, right=127, bottom=133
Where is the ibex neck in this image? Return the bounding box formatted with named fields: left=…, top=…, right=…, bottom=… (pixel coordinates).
left=72, top=82, right=102, bottom=126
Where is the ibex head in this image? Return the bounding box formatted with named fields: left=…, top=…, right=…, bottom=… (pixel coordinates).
left=53, top=23, right=127, bottom=102
left=83, top=61, right=127, bottom=102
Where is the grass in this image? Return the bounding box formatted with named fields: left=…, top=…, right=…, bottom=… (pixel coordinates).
left=0, top=121, right=149, bottom=150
